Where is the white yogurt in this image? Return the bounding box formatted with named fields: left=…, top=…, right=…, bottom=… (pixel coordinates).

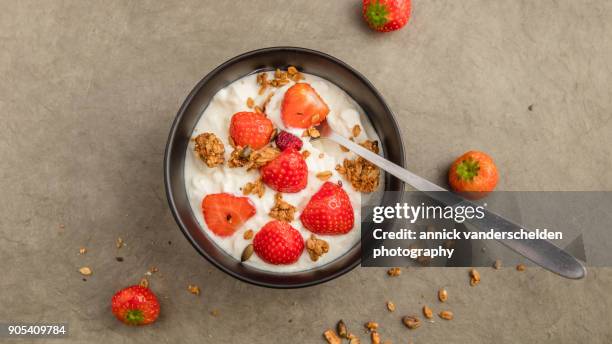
left=184, top=72, right=382, bottom=273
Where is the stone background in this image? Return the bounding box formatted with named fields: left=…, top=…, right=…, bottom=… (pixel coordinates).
left=1, top=1, right=611, bottom=343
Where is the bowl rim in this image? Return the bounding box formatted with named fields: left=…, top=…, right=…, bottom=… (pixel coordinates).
left=164, top=46, right=406, bottom=288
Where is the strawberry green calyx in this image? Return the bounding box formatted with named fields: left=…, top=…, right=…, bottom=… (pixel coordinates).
left=125, top=309, right=145, bottom=325
left=455, top=158, right=481, bottom=181
left=366, top=1, right=390, bottom=28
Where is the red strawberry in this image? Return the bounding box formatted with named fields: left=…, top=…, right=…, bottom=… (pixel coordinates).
left=253, top=220, right=304, bottom=264
left=229, top=111, right=274, bottom=150
left=111, top=285, right=160, bottom=326
left=281, top=83, right=329, bottom=128
left=300, top=182, right=355, bottom=235
left=363, top=0, right=411, bottom=32
left=275, top=130, right=303, bottom=151
left=202, top=193, right=256, bottom=237
left=260, top=148, right=308, bottom=193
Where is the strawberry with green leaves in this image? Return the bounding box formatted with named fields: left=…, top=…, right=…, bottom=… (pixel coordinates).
left=111, top=285, right=160, bottom=326
left=363, top=0, right=411, bottom=32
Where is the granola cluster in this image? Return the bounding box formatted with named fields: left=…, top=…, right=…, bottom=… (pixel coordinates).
left=194, top=133, right=225, bottom=167
left=257, top=67, right=303, bottom=95
left=336, top=140, right=380, bottom=192
left=306, top=234, right=329, bottom=262
left=228, top=146, right=280, bottom=170
left=269, top=193, right=296, bottom=222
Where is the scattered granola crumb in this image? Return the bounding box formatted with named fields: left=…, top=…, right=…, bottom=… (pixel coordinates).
left=306, top=234, right=329, bottom=262
left=243, top=178, right=265, bottom=198
left=371, top=331, right=381, bottom=344
left=194, top=133, right=225, bottom=167
left=469, top=268, right=481, bottom=286
left=347, top=333, right=361, bottom=344
left=261, top=92, right=274, bottom=112
left=306, top=126, right=320, bottom=138
left=246, top=97, right=255, bottom=108
left=139, top=278, right=149, bottom=288
left=339, top=145, right=350, bottom=152
left=243, top=229, right=254, bottom=240
left=438, top=288, right=448, bottom=302
left=386, top=301, right=396, bottom=312
left=402, top=315, right=421, bottom=329
left=416, top=255, right=432, bottom=266
left=78, top=267, right=92, bottom=276
left=336, top=140, right=380, bottom=192
left=387, top=267, right=401, bottom=277
left=287, top=66, right=303, bottom=82
left=352, top=124, right=361, bottom=137
left=337, top=320, right=348, bottom=338
left=316, top=171, right=333, bottom=181
left=79, top=247, right=87, bottom=255
left=493, top=259, right=502, bottom=269
left=149, top=266, right=159, bottom=274
left=269, top=193, right=297, bottom=222
left=187, top=284, right=201, bottom=296
left=210, top=309, right=220, bottom=317
left=364, top=322, right=379, bottom=332
left=116, top=237, right=124, bottom=249
left=302, top=150, right=311, bottom=158
left=422, top=305, right=433, bottom=319
left=115, top=257, right=124, bottom=262
left=439, top=310, right=454, bottom=320
left=323, top=329, right=342, bottom=344
left=516, top=264, right=526, bottom=271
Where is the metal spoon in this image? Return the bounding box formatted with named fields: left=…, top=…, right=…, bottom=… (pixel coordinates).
left=316, top=122, right=586, bottom=279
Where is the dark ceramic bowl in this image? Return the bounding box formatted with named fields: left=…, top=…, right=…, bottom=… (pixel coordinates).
left=164, top=47, right=405, bottom=288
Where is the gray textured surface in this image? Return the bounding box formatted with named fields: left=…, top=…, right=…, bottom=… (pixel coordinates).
left=1, top=0, right=611, bottom=343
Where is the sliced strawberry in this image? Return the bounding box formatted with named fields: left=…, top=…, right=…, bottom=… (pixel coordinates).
left=260, top=148, right=308, bottom=193
left=229, top=111, right=274, bottom=150
left=281, top=83, right=330, bottom=128
left=300, top=182, right=355, bottom=235
left=275, top=130, right=303, bottom=151
left=253, top=220, right=304, bottom=265
left=202, top=193, right=256, bottom=237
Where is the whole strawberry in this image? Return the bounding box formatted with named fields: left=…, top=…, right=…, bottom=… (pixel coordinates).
left=275, top=130, right=303, bottom=151
left=260, top=148, right=308, bottom=193
left=363, top=0, right=411, bottom=32
left=300, top=182, right=355, bottom=235
left=229, top=111, right=275, bottom=150
left=111, top=285, right=160, bottom=326
left=253, top=220, right=304, bottom=264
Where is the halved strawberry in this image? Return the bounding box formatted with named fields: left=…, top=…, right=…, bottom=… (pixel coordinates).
left=300, top=182, right=355, bottom=235
left=281, top=83, right=330, bottom=128
left=202, top=193, right=256, bottom=237
left=253, top=220, right=304, bottom=265
left=229, top=111, right=274, bottom=150
left=260, top=148, right=308, bottom=193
